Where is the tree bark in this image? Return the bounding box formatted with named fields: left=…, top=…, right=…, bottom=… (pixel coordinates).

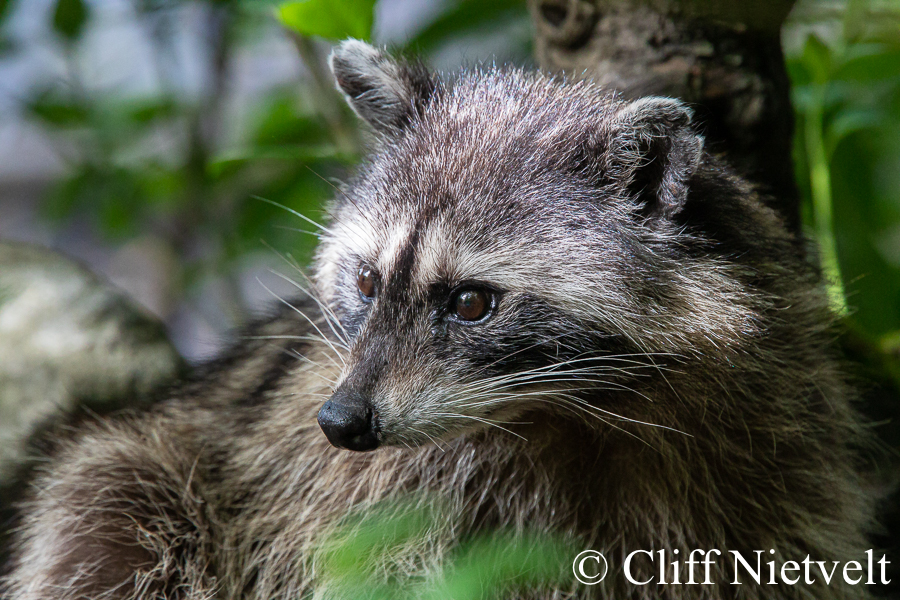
left=529, top=0, right=800, bottom=232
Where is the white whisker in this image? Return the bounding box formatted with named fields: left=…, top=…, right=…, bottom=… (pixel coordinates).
left=257, top=280, right=347, bottom=368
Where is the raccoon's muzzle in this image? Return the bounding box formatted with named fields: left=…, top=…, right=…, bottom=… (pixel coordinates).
left=317, top=388, right=379, bottom=451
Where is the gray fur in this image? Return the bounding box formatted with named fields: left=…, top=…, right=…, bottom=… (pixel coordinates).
left=2, top=42, right=877, bottom=599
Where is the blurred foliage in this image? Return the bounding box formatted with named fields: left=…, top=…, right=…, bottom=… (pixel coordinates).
left=317, top=499, right=575, bottom=600
left=786, top=0, right=900, bottom=357
left=52, top=0, right=89, bottom=42
left=1, top=0, right=530, bottom=325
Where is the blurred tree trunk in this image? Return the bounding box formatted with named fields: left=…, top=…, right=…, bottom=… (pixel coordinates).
left=528, top=0, right=800, bottom=232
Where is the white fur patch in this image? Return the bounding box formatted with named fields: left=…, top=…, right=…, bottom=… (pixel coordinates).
left=377, top=220, right=413, bottom=276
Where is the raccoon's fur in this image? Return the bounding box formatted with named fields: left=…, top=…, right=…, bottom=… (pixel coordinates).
left=2, top=40, right=877, bottom=599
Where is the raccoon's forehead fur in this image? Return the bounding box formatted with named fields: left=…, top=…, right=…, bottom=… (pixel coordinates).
left=316, top=41, right=764, bottom=358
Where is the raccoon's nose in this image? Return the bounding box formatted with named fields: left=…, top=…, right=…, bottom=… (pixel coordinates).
left=317, top=392, right=378, bottom=452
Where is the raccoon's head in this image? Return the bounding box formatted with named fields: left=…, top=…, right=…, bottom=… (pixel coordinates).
left=312, top=40, right=761, bottom=451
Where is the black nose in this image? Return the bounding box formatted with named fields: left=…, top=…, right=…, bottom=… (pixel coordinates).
left=317, top=394, right=378, bottom=451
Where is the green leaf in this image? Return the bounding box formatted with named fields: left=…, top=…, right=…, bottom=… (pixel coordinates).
left=314, top=499, right=576, bottom=600
left=423, top=533, right=574, bottom=600
left=128, top=98, right=179, bottom=124
left=52, top=0, right=89, bottom=42
left=278, top=0, right=376, bottom=40
left=881, top=330, right=900, bottom=356
left=785, top=55, right=812, bottom=89
left=252, top=95, right=329, bottom=146
left=26, top=94, right=89, bottom=127
left=831, top=131, right=900, bottom=338
left=0, top=0, right=15, bottom=25
left=799, top=33, right=833, bottom=84
left=208, top=144, right=344, bottom=178
left=825, top=108, right=884, bottom=159
left=832, top=48, right=900, bottom=83
left=404, top=0, right=527, bottom=53
left=42, top=165, right=148, bottom=240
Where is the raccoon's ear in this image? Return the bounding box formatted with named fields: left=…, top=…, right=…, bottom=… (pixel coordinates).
left=329, top=39, right=436, bottom=135
left=609, top=97, right=704, bottom=220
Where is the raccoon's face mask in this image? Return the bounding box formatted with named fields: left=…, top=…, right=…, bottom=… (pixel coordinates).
left=311, top=41, right=750, bottom=451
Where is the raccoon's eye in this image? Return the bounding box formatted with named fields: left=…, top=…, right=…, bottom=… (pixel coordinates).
left=357, top=264, right=378, bottom=302
left=451, top=289, right=490, bottom=322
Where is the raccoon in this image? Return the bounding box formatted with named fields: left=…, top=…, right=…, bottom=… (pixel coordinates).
left=1, top=40, right=877, bottom=599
